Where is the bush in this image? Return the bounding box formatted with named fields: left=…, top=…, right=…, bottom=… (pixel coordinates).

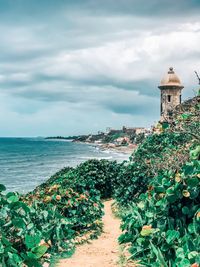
left=0, top=159, right=120, bottom=266
left=56, top=159, right=121, bottom=199
left=26, top=181, right=104, bottom=235
left=116, top=97, right=200, bottom=266
left=0, top=186, right=71, bottom=267
left=135, top=133, right=145, bottom=144
left=114, top=132, right=190, bottom=206
left=0, top=160, right=116, bottom=266
left=119, top=145, right=200, bottom=266
left=0, top=182, right=104, bottom=266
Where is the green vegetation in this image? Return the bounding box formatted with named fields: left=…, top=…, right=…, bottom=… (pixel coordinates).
left=119, top=146, right=200, bottom=266
left=135, top=132, right=145, bottom=144
left=0, top=96, right=199, bottom=266
left=0, top=160, right=119, bottom=266
left=118, top=96, right=200, bottom=266
left=114, top=131, right=190, bottom=205
left=102, top=132, right=126, bottom=144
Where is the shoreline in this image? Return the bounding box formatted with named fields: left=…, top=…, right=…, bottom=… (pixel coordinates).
left=45, top=137, right=134, bottom=157
left=74, top=140, right=136, bottom=156
left=45, top=139, right=133, bottom=164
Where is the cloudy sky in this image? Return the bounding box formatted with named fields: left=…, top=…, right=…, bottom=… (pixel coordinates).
left=0, top=0, right=200, bottom=137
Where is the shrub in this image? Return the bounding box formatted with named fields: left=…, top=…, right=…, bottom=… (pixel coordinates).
left=56, top=159, right=121, bottom=199
left=114, top=132, right=190, bottom=206
left=119, top=145, right=200, bottom=266
left=0, top=160, right=114, bottom=266
left=0, top=182, right=104, bottom=266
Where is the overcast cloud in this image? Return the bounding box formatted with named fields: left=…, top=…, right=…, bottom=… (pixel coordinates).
left=0, top=0, right=200, bottom=136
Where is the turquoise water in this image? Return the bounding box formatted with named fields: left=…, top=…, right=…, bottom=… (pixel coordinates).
left=0, top=138, right=128, bottom=193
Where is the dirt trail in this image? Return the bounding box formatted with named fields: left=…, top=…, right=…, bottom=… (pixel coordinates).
left=58, top=200, right=121, bottom=267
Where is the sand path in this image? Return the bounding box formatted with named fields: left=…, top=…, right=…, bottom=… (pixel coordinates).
left=58, top=200, right=121, bottom=267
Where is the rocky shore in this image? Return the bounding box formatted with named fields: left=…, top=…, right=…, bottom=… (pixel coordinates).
left=87, top=141, right=137, bottom=155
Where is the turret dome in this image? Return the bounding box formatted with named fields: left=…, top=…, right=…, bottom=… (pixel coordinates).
left=159, top=67, right=184, bottom=89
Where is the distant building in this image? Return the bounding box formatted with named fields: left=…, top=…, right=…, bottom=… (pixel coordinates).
left=135, top=128, right=146, bottom=135
left=158, top=67, right=184, bottom=121
left=122, top=126, right=146, bottom=135
left=106, top=128, right=122, bottom=135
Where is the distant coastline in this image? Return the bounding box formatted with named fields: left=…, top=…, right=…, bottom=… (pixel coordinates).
left=45, top=136, right=75, bottom=141
left=45, top=136, right=134, bottom=154
left=45, top=126, right=150, bottom=155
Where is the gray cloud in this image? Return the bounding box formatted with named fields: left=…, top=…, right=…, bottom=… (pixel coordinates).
left=1, top=0, right=200, bottom=19
left=0, top=0, right=199, bottom=136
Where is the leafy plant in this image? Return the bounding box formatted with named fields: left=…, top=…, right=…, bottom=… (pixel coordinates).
left=119, top=150, right=200, bottom=266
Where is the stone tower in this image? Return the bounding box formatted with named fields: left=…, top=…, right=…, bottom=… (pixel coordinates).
left=158, top=67, right=184, bottom=121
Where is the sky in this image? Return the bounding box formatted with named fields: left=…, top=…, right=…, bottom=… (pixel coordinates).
left=0, top=0, right=200, bottom=137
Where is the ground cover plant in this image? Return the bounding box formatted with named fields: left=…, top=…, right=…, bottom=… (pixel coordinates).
left=34, top=159, right=120, bottom=200
left=113, top=131, right=190, bottom=206
left=119, top=145, right=200, bottom=266
left=0, top=183, right=103, bottom=266
left=0, top=159, right=119, bottom=266
left=117, top=95, right=200, bottom=266
left=59, top=159, right=121, bottom=199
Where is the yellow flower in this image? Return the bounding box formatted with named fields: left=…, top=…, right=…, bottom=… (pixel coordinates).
left=182, top=190, right=190, bottom=198
left=175, top=173, right=181, bottom=183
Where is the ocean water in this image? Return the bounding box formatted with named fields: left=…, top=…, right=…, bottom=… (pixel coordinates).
left=0, top=138, right=128, bottom=193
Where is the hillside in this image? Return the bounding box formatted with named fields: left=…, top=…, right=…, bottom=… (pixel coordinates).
left=117, top=95, right=200, bottom=266
left=0, top=95, right=199, bottom=266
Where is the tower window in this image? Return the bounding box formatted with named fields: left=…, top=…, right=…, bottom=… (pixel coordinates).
left=167, top=95, right=171, bottom=102
left=180, top=95, right=182, bottom=103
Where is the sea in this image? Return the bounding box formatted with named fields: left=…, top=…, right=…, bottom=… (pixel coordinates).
left=0, top=138, right=128, bottom=193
